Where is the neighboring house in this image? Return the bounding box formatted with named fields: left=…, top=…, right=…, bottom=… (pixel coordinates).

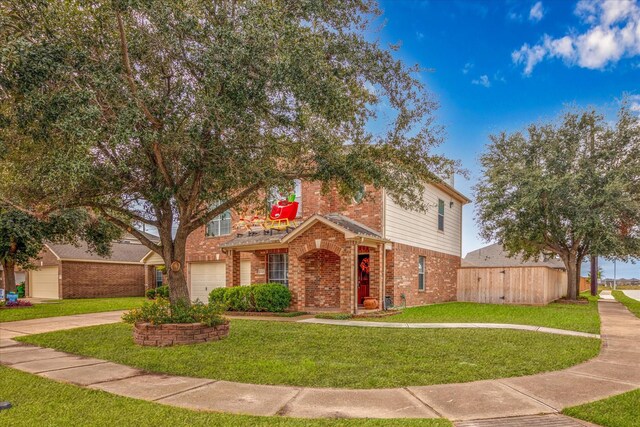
left=185, top=180, right=470, bottom=313
left=458, top=243, right=569, bottom=305
left=462, top=243, right=566, bottom=269
left=27, top=232, right=157, bottom=299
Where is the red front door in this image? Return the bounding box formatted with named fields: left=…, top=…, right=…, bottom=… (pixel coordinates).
left=357, top=254, right=370, bottom=304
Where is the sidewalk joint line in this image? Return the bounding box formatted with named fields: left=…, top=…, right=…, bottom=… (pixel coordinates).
left=151, top=380, right=218, bottom=402
left=496, top=380, right=559, bottom=412
left=403, top=387, right=444, bottom=418
left=275, top=387, right=304, bottom=416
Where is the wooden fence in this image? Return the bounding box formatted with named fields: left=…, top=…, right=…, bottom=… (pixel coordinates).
left=457, top=266, right=567, bottom=305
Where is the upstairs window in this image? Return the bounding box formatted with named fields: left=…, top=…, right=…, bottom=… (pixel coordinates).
left=206, top=210, right=231, bottom=237
left=437, top=199, right=445, bottom=232
left=418, top=256, right=426, bottom=290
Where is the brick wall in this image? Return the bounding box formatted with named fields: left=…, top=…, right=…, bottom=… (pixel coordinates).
left=60, top=261, right=145, bottom=298
left=302, top=249, right=341, bottom=308
left=387, top=242, right=460, bottom=307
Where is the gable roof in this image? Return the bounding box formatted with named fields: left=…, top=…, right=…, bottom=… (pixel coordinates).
left=220, top=213, right=385, bottom=250
left=46, top=230, right=158, bottom=264
left=463, top=243, right=565, bottom=269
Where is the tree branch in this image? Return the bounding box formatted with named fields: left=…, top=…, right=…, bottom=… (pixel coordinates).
left=97, top=208, right=162, bottom=254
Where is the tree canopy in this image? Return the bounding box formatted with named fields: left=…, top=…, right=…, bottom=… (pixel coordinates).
left=475, top=106, right=640, bottom=299
left=0, top=205, right=121, bottom=292
left=0, top=0, right=457, bottom=303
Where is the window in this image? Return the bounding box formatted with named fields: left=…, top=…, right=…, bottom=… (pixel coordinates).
left=418, top=256, right=426, bottom=291
left=206, top=210, right=231, bottom=237
left=268, top=253, right=289, bottom=286
left=437, top=199, right=445, bottom=232
left=155, top=269, right=163, bottom=288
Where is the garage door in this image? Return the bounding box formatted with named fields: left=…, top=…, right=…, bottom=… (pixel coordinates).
left=190, top=262, right=226, bottom=302
left=240, top=260, right=251, bottom=286
left=30, top=266, right=60, bottom=299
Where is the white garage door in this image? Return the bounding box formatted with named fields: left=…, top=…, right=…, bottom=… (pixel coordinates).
left=241, top=260, right=251, bottom=286
left=190, top=262, right=226, bottom=302
left=30, top=266, right=60, bottom=299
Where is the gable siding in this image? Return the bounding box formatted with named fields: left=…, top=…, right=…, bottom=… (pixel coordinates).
left=384, top=184, right=462, bottom=257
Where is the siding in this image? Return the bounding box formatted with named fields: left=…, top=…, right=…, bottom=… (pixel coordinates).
left=384, top=184, right=463, bottom=257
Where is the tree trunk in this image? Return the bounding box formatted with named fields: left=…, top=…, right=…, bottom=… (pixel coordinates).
left=159, top=225, right=190, bottom=306
left=563, top=251, right=582, bottom=300
left=590, top=255, right=598, bottom=296
left=2, top=259, right=17, bottom=293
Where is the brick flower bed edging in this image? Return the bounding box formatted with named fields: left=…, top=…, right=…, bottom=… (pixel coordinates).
left=133, top=321, right=230, bottom=347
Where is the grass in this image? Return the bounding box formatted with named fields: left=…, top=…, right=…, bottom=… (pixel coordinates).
left=368, top=294, right=600, bottom=334
left=18, top=319, right=600, bottom=389
left=563, top=389, right=640, bottom=427
left=0, top=366, right=449, bottom=427
left=612, top=290, right=640, bottom=318
left=0, top=297, right=146, bottom=322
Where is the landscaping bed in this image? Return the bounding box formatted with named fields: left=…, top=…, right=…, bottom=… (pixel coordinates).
left=133, top=321, right=230, bottom=346
left=17, top=319, right=600, bottom=389
left=0, top=366, right=450, bottom=427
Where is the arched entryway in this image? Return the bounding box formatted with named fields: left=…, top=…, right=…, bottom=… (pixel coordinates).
left=300, top=249, right=341, bottom=309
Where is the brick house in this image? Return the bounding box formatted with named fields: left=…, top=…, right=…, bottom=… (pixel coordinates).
left=185, top=180, right=469, bottom=313
left=26, top=233, right=154, bottom=299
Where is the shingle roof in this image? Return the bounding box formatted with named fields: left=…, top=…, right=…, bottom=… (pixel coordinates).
left=47, top=233, right=156, bottom=263
left=463, top=243, right=565, bottom=269
left=220, top=213, right=383, bottom=249
left=322, top=213, right=382, bottom=238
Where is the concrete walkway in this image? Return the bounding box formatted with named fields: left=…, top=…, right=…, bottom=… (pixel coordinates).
left=1, top=301, right=639, bottom=422
left=300, top=318, right=601, bottom=339
left=599, top=290, right=616, bottom=300
left=623, top=289, right=640, bottom=302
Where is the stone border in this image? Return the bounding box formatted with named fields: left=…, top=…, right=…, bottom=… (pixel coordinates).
left=133, top=321, right=230, bottom=346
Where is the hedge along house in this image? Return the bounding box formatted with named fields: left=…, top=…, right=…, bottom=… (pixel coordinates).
left=185, top=180, right=470, bottom=313
left=26, top=233, right=155, bottom=299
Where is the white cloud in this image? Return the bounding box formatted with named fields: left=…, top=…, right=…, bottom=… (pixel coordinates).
left=529, top=1, right=545, bottom=22
left=629, top=95, right=640, bottom=112
left=462, top=62, right=474, bottom=74
left=416, top=31, right=425, bottom=41
left=472, top=75, right=491, bottom=87
left=513, top=0, right=640, bottom=75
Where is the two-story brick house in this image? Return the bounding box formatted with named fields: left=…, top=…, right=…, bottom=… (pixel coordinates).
left=184, top=180, right=469, bottom=313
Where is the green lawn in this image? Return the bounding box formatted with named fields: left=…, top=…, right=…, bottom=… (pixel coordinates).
left=18, top=320, right=600, bottom=389
left=0, top=366, right=448, bottom=427
left=370, top=294, right=600, bottom=334
left=563, top=389, right=640, bottom=427
left=0, top=297, right=146, bottom=322
left=612, top=291, right=640, bottom=318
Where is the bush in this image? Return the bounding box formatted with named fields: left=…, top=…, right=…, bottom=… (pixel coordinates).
left=252, top=283, right=291, bottom=312
left=16, top=282, right=25, bottom=298
left=224, top=286, right=254, bottom=311
left=155, top=285, right=169, bottom=298
left=122, top=297, right=225, bottom=327
left=145, top=289, right=156, bottom=299
left=209, top=287, right=227, bottom=305
left=208, top=283, right=292, bottom=312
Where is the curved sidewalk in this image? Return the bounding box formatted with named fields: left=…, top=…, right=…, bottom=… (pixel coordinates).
left=1, top=301, right=639, bottom=422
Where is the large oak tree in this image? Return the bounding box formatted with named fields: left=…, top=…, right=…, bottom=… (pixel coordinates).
left=475, top=107, right=640, bottom=300
left=0, top=1, right=457, bottom=304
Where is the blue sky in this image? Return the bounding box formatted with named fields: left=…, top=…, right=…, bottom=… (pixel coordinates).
left=375, top=0, right=640, bottom=278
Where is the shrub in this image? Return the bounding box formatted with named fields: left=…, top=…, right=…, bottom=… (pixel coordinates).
left=16, top=283, right=25, bottom=298
left=155, top=285, right=169, bottom=298
left=224, top=286, right=254, bottom=311
left=208, top=283, right=292, bottom=312
left=122, top=297, right=225, bottom=326
left=145, top=288, right=156, bottom=299
left=209, top=287, right=227, bottom=306
left=252, top=283, right=291, bottom=312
